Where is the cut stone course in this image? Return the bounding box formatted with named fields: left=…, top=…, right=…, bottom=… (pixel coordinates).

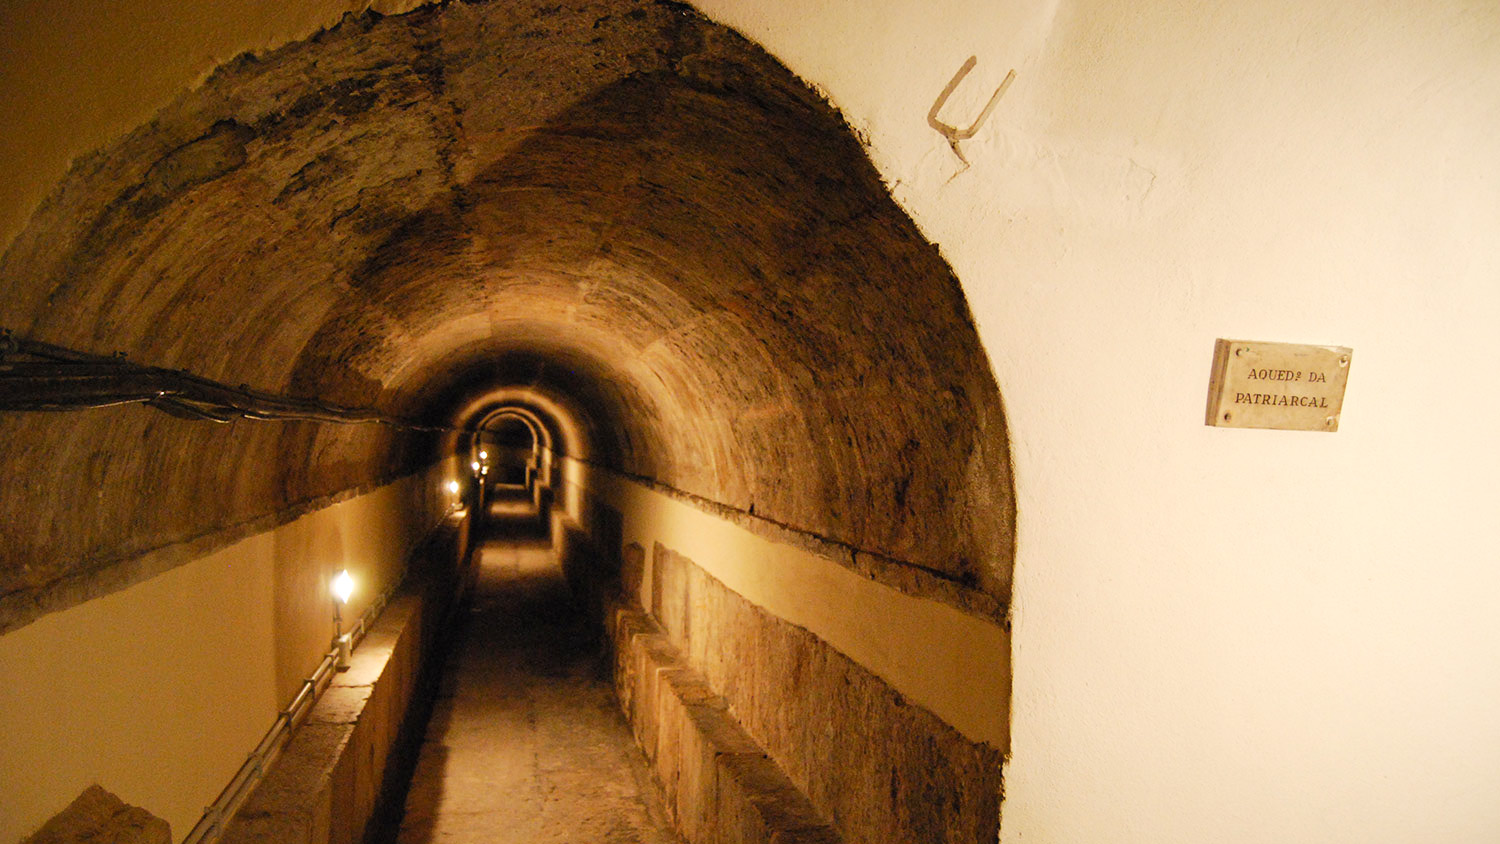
left=21, top=785, right=170, bottom=844
left=605, top=591, right=843, bottom=844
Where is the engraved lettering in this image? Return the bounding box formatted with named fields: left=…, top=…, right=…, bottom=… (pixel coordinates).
left=1211, top=340, right=1351, bottom=430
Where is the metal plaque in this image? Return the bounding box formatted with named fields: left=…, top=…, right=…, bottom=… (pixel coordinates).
left=1206, top=339, right=1352, bottom=431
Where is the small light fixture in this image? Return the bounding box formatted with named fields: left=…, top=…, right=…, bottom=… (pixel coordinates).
left=331, top=569, right=355, bottom=669
left=446, top=480, right=461, bottom=495
left=479, top=450, right=488, bottom=460
left=471, top=460, right=481, bottom=473
left=332, top=569, right=354, bottom=605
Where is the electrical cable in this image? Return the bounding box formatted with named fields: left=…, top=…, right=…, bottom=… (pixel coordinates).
left=0, top=327, right=458, bottom=432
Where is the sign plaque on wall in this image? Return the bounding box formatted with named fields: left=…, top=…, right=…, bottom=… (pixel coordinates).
left=1206, top=339, right=1352, bottom=431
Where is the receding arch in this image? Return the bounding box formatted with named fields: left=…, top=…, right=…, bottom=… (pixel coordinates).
left=479, top=406, right=548, bottom=487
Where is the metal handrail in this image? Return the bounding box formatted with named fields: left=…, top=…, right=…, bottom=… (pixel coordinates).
left=180, top=580, right=400, bottom=844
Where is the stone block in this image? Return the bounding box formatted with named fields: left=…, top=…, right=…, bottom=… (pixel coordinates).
left=621, top=542, right=646, bottom=604
left=219, top=809, right=319, bottom=844
left=307, top=685, right=373, bottom=726
left=333, top=630, right=397, bottom=689
left=630, top=547, right=1004, bottom=844
left=602, top=588, right=844, bottom=844
left=221, top=581, right=446, bottom=844
left=223, top=724, right=349, bottom=844
left=714, top=753, right=835, bottom=844
left=22, top=785, right=170, bottom=844
left=674, top=701, right=757, bottom=843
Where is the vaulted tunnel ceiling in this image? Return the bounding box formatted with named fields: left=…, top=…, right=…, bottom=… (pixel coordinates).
left=0, top=0, right=1015, bottom=632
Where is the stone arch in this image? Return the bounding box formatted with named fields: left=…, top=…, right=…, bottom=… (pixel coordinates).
left=0, top=0, right=1014, bottom=620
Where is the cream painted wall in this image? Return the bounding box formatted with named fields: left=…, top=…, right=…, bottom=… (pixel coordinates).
left=0, top=532, right=276, bottom=844
left=3, top=2, right=1499, bottom=842
left=0, top=465, right=455, bottom=843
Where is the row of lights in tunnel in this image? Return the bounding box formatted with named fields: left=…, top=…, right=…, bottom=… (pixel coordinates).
left=175, top=446, right=502, bottom=841
left=439, top=448, right=490, bottom=501
left=325, top=448, right=495, bottom=670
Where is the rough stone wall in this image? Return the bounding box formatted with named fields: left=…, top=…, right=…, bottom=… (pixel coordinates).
left=21, top=785, right=171, bottom=844
left=1, top=0, right=1013, bottom=634
left=649, top=542, right=1003, bottom=844
left=608, top=597, right=842, bottom=844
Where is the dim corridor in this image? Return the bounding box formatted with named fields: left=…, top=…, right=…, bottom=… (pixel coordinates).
left=390, top=489, right=681, bottom=844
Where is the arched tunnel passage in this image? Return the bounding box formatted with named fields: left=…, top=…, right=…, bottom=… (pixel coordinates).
left=383, top=483, right=686, bottom=844
left=475, top=406, right=554, bottom=495
left=478, top=412, right=540, bottom=486
left=0, top=3, right=1016, bottom=844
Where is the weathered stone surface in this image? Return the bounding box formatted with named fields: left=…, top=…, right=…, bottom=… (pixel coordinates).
left=393, top=521, right=679, bottom=844
left=21, top=785, right=170, bottom=844
left=609, top=600, right=842, bottom=844
left=221, top=582, right=437, bottom=844
left=651, top=543, right=1005, bottom=844
left=0, top=0, right=1013, bottom=634
left=308, top=685, right=374, bottom=726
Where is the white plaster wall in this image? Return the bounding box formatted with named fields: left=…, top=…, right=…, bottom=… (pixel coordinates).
left=0, top=466, right=456, bottom=843
left=3, top=2, right=1499, bottom=842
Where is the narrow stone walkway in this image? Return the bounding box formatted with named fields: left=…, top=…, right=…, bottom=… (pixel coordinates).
left=393, top=493, right=680, bottom=844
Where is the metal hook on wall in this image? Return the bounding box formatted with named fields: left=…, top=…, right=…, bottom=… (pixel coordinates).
left=927, top=56, right=1016, bottom=167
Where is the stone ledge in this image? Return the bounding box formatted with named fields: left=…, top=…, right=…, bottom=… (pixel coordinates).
left=605, top=595, right=842, bottom=844
left=219, top=517, right=467, bottom=844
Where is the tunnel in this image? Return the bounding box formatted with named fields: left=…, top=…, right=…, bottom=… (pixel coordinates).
left=0, top=3, right=1015, bottom=843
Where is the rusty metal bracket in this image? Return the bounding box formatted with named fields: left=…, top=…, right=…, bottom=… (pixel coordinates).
left=927, top=56, right=1016, bottom=166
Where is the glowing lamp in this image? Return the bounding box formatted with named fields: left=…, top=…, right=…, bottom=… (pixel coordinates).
left=331, top=569, right=354, bottom=605
left=330, top=569, right=355, bottom=669
left=446, top=480, right=461, bottom=495
left=479, top=450, right=488, bottom=460
left=471, top=461, right=481, bottom=472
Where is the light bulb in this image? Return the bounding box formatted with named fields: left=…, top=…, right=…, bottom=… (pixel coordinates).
left=446, top=480, right=460, bottom=495
left=331, top=570, right=354, bottom=604
left=479, top=450, right=488, bottom=460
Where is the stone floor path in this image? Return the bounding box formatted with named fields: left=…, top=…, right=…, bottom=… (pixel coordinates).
left=392, top=495, right=681, bottom=844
